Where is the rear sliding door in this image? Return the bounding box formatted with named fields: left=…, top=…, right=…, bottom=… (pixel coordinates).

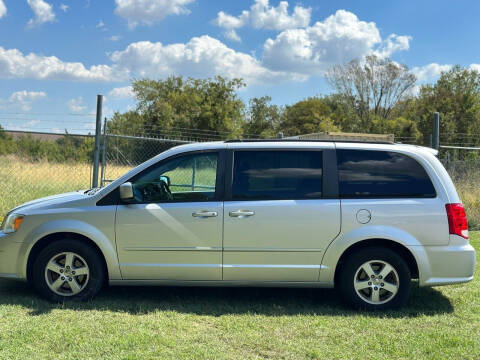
left=223, top=147, right=341, bottom=282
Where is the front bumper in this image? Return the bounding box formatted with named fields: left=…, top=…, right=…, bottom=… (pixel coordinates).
left=410, top=236, right=476, bottom=287
left=0, top=232, right=23, bottom=279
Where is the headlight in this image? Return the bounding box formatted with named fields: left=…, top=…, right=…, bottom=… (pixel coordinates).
left=1, top=213, right=24, bottom=234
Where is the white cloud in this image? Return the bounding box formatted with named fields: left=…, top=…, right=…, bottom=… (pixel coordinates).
left=114, top=0, right=195, bottom=28
left=0, top=8, right=414, bottom=87
left=214, top=10, right=250, bottom=30
left=214, top=10, right=249, bottom=42
left=110, top=35, right=299, bottom=85
left=214, top=0, right=311, bottom=41
left=109, top=86, right=135, bottom=99
left=68, top=97, right=87, bottom=112
left=262, top=10, right=409, bottom=75
left=25, top=120, right=41, bottom=127
left=27, top=0, right=56, bottom=27
left=9, top=90, right=46, bottom=103
left=2, top=37, right=291, bottom=85
left=469, top=64, right=480, bottom=72
left=224, top=29, right=241, bottom=42
left=0, top=46, right=128, bottom=82
left=411, top=63, right=452, bottom=82
left=250, top=0, right=311, bottom=30
left=96, top=20, right=105, bottom=29
left=109, top=35, right=122, bottom=42
left=60, top=4, right=69, bottom=12
left=0, top=0, right=7, bottom=19
left=374, top=34, right=411, bottom=58
left=0, top=90, right=47, bottom=111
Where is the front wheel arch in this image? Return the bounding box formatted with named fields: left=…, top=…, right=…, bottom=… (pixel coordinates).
left=27, top=232, right=108, bottom=285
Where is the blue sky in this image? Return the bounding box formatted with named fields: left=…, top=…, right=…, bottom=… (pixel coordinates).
left=0, top=0, right=479, bottom=134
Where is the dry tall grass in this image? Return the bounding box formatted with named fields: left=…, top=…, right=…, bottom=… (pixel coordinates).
left=449, top=169, right=480, bottom=230
left=0, top=156, right=130, bottom=217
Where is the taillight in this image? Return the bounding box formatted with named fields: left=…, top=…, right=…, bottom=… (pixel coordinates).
left=445, top=203, right=468, bottom=239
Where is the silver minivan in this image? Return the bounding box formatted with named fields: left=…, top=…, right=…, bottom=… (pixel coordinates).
left=0, top=140, right=475, bottom=310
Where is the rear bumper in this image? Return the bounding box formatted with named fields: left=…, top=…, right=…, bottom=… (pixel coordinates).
left=409, top=236, right=476, bottom=287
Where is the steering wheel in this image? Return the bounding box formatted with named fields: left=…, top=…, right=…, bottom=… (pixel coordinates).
left=142, top=183, right=161, bottom=202
left=142, top=181, right=172, bottom=202
left=160, top=180, right=172, bottom=199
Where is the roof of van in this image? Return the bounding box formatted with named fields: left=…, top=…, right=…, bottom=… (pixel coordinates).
left=165, top=140, right=438, bottom=157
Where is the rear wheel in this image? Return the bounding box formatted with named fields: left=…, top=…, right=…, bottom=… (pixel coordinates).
left=338, top=247, right=411, bottom=310
left=32, top=239, right=105, bottom=302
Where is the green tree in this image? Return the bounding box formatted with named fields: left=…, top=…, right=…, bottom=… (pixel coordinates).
left=131, top=75, right=246, bottom=139
left=320, top=94, right=360, bottom=132
left=326, top=55, right=416, bottom=130
left=406, top=66, right=480, bottom=145
left=244, top=96, right=283, bottom=138
left=107, top=110, right=145, bottom=136
left=279, top=97, right=339, bottom=136
left=371, top=115, right=421, bottom=141
left=0, top=126, right=16, bottom=155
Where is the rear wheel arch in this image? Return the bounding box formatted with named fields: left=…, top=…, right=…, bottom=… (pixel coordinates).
left=334, top=238, right=419, bottom=285
left=26, top=232, right=108, bottom=284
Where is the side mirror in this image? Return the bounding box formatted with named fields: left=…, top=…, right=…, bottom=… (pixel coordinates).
left=160, top=175, right=171, bottom=187
left=119, top=182, right=134, bottom=202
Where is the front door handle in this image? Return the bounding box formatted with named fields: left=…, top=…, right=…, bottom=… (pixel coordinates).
left=192, top=211, right=218, bottom=218
left=229, top=210, right=255, bottom=218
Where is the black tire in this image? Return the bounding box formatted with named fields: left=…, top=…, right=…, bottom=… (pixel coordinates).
left=337, top=247, right=411, bottom=310
left=32, top=238, right=105, bottom=302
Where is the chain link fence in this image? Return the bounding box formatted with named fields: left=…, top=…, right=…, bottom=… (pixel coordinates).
left=2, top=127, right=480, bottom=230
left=101, top=134, right=188, bottom=186
left=0, top=133, right=95, bottom=218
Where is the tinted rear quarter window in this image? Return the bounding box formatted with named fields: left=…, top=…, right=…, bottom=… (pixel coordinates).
left=337, top=149, right=436, bottom=198
left=232, top=150, right=323, bottom=200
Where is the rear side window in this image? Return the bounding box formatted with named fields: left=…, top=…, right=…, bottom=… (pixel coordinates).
left=337, top=150, right=436, bottom=198
left=232, top=150, right=323, bottom=200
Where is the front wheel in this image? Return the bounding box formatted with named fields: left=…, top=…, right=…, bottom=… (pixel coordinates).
left=32, top=239, right=105, bottom=302
left=338, top=247, right=411, bottom=310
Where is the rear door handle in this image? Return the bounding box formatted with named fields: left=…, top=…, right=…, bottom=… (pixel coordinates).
left=192, top=211, right=218, bottom=218
left=229, top=210, right=255, bottom=217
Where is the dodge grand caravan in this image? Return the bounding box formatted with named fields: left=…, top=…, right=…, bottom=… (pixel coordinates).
left=0, top=140, right=475, bottom=310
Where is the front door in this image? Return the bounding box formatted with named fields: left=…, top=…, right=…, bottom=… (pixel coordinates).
left=223, top=148, right=341, bottom=282
left=116, top=151, right=223, bottom=280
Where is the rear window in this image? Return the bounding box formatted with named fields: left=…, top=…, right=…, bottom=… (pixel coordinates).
left=337, top=150, right=436, bottom=198
left=232, top=150, right=323, bottom=200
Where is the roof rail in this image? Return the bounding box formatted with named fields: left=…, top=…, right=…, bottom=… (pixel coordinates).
left=225, top=139, right=395, bottom=145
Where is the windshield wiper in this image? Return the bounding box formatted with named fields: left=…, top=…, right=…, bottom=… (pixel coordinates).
left=85, top=187, right=101, bottom=195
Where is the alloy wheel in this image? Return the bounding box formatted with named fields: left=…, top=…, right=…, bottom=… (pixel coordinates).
left=44, top=252, right=90, bottom=296
left=353, top=260, right=399, bottom=305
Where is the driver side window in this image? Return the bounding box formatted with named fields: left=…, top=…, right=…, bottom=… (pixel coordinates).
left=130, top=152, right=218, bottom=203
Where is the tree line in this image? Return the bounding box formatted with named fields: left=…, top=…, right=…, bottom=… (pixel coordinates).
left=0, top=131, right=94, bottom=163
left=109, top=55, right=480, bottom=147
left=2, top=54, right=480, bottom=163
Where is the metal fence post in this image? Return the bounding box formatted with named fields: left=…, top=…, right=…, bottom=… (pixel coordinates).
left=191, top=156, right=197, bottom=191
left=453, top=148, right=457, bottom=173
left=100, top=117, right=108, bottom=187
left=92, top=94, right=103, bottom=188
left=433, top=112, right=440, bottom=150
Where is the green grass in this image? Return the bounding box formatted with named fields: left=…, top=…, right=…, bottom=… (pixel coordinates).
left=0, top=235, right=479, bottom=359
